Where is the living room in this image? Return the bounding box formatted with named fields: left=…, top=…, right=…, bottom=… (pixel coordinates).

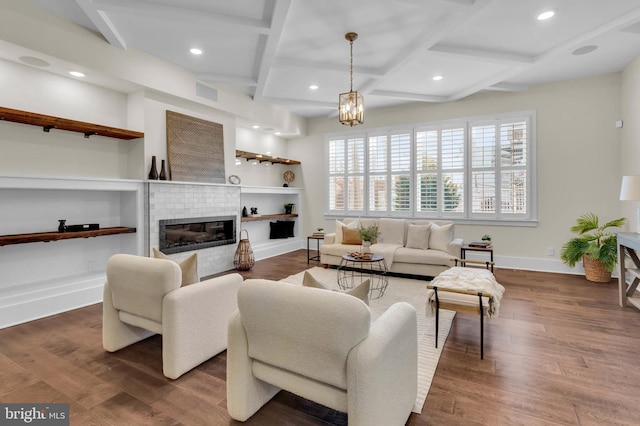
left=3, top=0, right=640, bottom=425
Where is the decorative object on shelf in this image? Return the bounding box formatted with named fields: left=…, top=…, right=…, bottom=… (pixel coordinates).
left=283, top=170, right=295, bottom=185
left=469, top=241, right=491, bottom=248
left=338, top=32, right=364, bottom=127
left=284, top=203, right=294, bottom=214
left=159, top=160, right=167, bottom=180
left=228, top=175, right=241, bottom=185
left=148, top=156, right=159, bottom=180
left=250, top=207, right=258, bottom=215
left=65, top=223, right=99, bottom=232
left=234, top=229, right=255, bottom=271
left=58, top=219, right=66, bottom=233
left=620, top=175, right=640, bottom=232
left=560, top=212, right=626, bottom=282
left=242, top=206, right=248, bottom=217
left=482, top=234, right=491, bottom=242
left=166, top=110, right=225, bottom=183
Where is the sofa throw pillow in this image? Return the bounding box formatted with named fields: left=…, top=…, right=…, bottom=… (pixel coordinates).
left=342, top=227, right=362, bottom=245
left=377, top=218, right=405, bottom=246
left=334, top=219, right=358, bottom=244
left=406, top=224, right=430, bottom=250
left=302, top=271, right=369, bottom=305
left=152, top=248, right=200, bottom=286
left=429, top=223, right=454, bottom=252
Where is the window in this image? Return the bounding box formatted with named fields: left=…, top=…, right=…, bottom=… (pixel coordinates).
left=325, top=111, right=536, bottom=223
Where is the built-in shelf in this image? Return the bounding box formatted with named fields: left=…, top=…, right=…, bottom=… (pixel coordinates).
left=241, top=214, right=298, bottom=222
left=0, top=106, right=144, bottom=140
left=236, top=149, right=301, bottom=165
left=0, top=227, right=136, bottom=246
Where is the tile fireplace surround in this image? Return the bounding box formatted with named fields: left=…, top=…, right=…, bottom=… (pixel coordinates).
left=147, top=181, right=241, bottom=277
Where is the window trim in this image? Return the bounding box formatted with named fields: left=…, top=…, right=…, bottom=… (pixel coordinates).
left=324, top=110, right=537, bottom=225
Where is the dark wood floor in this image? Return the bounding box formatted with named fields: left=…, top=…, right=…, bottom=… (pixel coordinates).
left=2, top=250, right=640, bottom=425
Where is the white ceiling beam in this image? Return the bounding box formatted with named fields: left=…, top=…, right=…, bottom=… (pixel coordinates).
left=429, top=44, right=534, bottom=64
left=260, top=96, right=336, bottom=109
left=370, top=90, right=450, bottom=103
left=75, top=0, right=127, bottom=49
left=487, top=82, right=528, bottom=92
left=358, top=0, right=495, bottom=95
left=451, top=6, right=640, bottom=101
left=272, top=58, right=384, bottom=78
left=253, top=0, right=292, bottom=101
left=197, top=73, right=257, bottom=87
left=93, top=0, right=271, bottom=33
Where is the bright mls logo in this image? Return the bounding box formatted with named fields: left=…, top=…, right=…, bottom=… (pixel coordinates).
left=1, top=404, right=69, bottom=425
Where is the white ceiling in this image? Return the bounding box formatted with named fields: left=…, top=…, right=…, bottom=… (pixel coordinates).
left=22, top=0, right=640, bottom=119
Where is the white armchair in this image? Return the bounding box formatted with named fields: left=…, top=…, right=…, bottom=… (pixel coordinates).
left=102, top=253, right=242, bottom=379
left=227, top=279, right=418, bottom=426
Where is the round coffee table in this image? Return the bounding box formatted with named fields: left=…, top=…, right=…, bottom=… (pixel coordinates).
left=337, top=253, right=389, bottom=299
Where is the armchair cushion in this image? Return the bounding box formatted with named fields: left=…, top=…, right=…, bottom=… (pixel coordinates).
left=302, top=271, right=370, bottom=305
left=107, top=254, right=181, bottom=323
left=152, top=248, right=199, bottom=286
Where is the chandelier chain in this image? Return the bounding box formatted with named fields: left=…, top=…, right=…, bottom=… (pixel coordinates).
left=349, top=39, right=354, bottom=92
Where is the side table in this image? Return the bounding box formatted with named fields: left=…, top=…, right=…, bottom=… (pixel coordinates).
left=461, top=244, right=494, bottom=272
left=307, top=234, right=324, bottom=264
left=337, top=253, right=389, bottom=299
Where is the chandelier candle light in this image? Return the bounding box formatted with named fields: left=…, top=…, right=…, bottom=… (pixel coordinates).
left=339, top=32, right=364, bottom=126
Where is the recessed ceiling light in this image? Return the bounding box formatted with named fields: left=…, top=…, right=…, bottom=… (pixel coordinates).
left=572, top=45, right=598, bottom=56
left=275, top=131, right=282, bottom=136
left=537, top=10, right=555, bottom=21
left=251, top=125, right=260, bottom=129
left=433, top=75, right=444, bottom=81
left=190, top=48, right=203, bottom=55
left=309, top=84, right=319, bottom=90
left=69, top=71, right=85, bottom=77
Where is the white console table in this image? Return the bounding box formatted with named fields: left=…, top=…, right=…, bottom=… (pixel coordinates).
left=617, top=232, right=640, bottom=309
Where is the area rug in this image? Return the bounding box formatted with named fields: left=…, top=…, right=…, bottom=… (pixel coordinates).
left=280, top=267, right=455, bottom=414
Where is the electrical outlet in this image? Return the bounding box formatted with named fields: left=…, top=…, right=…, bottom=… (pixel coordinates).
left=88, top=260, right=96, bottom=272
left=546, top=247, right=554, bottom=256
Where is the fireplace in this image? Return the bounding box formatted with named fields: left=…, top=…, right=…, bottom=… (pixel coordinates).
left=159, top=216, right=236, bottom=254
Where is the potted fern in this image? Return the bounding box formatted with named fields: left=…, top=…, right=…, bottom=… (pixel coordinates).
left=560, top=213, right=625, bottom=282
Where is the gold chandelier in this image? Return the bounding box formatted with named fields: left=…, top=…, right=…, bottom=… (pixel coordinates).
left=339, top=32, right=364, bottom=126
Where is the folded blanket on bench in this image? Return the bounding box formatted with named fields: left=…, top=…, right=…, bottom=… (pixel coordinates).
left=429, top=267, right=505, bottom=318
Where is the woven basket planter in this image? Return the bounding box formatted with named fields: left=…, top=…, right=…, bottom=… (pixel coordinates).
left=582, top=254, right=611, bottom=283
left=234, top=229, right=255, bottom=271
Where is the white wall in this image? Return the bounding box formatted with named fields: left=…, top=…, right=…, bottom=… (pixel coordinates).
left=0, top=59, right=138, bottom=179
left=290, top=73, right=624, bottom=272
left=621, top=56, right=640, bottom=230
left=230, top=127, right=299, bottom=187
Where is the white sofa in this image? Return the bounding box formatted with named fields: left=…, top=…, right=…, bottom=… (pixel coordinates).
left=227, top=279, right=418, bottom=425
left=320, top=218, right=463, bottom=278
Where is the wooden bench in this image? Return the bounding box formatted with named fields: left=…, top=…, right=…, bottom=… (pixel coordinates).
left=427, top=263, right=502, bottom=359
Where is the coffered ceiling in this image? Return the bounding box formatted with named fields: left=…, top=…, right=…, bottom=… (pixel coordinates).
left=21, top=0, right=640, bottom=118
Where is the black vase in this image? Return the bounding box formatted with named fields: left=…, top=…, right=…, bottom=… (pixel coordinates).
left=242, top=206, right=248, bottom=217
left=58, top=219, right=66, bottom=233
left=159, top=160, right=167, bottom=180
left=148, top=156, right=159, bottom=180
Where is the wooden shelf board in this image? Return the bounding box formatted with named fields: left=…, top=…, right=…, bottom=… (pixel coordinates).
left=0, top=106, right=144, bottom=140
left=241, top=214, right=298, bottom=222
left=0, top=227, right=136, bottom=246
left=235, top=149, right=301, bottom=165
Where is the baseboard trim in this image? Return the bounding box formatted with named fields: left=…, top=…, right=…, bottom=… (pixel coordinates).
left=0, top=274, right=104, bottom=329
